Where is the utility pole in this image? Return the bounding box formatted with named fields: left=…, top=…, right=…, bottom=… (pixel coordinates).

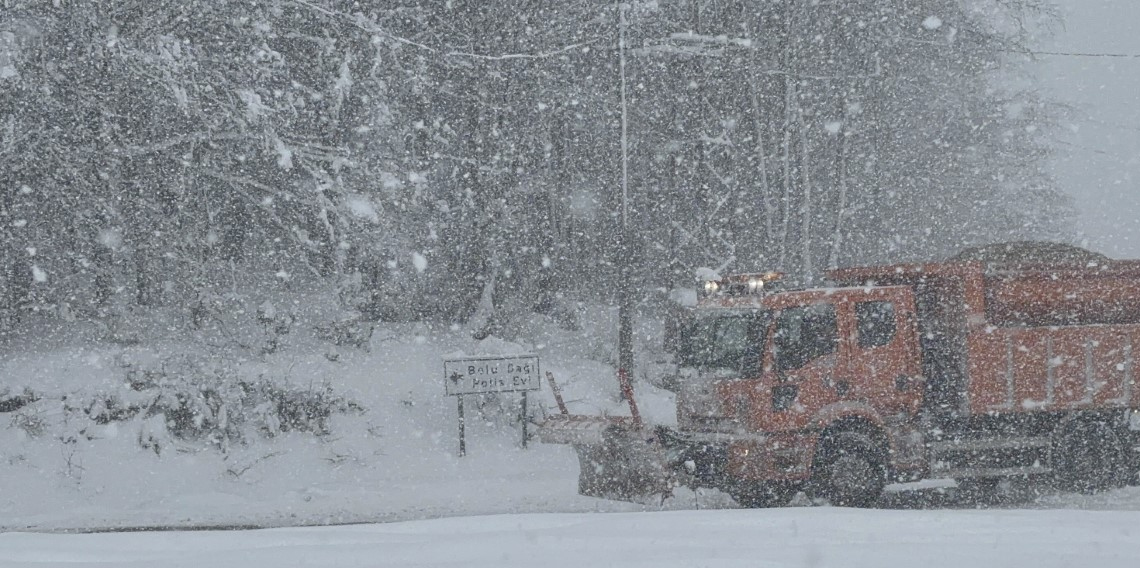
left=616, top=1, right=640, bottom=425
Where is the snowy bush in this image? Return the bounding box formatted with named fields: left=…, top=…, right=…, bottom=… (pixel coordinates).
left=0, top=387, right=37, bottom=413
left=314, top=315, right=374, bottom=351
left=8, top=407, right=47, bottom=439
left=90, top=355, right=249, bottom=449
left=243, top=379, right=361, bottom=438
left=76, top=355, right=363, bottom=454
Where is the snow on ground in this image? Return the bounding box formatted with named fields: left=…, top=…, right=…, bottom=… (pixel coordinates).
left=3, top=507, right=1139, bottom=568
left=4, top=297, right=1140, bottom=568
left=0, top=302, right=675, bottom=531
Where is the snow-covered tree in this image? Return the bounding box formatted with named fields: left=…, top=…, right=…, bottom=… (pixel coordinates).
left=0, top=0, right=1073, bottom=331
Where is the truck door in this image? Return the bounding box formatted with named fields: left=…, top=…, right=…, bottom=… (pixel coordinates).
left=767, top=302, right=841, bottom=427
left=845, top=290, right=923, bottom=417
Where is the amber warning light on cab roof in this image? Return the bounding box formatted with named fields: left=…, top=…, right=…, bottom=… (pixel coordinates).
left=700, top=271, right=783, bottom=298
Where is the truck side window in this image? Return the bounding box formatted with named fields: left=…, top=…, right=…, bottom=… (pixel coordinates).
left=774, top=304, right=838, bottom=371
left=855, top=301, right=896, bottom=349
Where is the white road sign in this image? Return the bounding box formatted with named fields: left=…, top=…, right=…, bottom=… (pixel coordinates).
left=444, top=355, right=541, bottom=396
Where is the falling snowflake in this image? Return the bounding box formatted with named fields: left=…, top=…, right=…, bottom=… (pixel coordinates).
left=412, top=252, right=428, bottom=273
left=97, top=228, right=122, bottom=249
left=346, top=195, right=379, bottom=223
left=274, top=137, right=293, bottom=170
left=922, top=16, right=943, bottom=30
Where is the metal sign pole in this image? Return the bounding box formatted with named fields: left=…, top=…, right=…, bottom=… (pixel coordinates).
left=458, top=395, right=466, bottom=457
left=520, top=391, right=528, bottom=449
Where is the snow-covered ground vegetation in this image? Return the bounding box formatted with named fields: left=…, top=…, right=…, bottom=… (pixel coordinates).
left=4, top=294, right=1140, bottom=533
left=0, top=289, right=683, bottom=530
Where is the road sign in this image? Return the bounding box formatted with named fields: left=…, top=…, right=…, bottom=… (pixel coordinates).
left=444, top=355, right=540, bottom=396
left=443, top=354, right=541, bottom=456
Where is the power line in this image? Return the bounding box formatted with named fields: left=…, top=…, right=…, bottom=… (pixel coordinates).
left=1055, top=139, right=1139, bottom=165
left=1016, top=49, right=1140, bottom=58
left=1075, top=115, right=1140, bottom=135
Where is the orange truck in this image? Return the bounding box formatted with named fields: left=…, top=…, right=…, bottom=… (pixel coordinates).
left=540, top=243, right=1140, bottom=506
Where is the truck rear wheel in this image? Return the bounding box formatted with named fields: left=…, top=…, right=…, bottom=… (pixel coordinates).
left=1053, top=420, right=1127, bottom=494
left=808, top=431, right=886, bottom=508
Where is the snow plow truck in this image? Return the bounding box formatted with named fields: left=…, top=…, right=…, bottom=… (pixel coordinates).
left=538, top=242, right=1140, bottom=507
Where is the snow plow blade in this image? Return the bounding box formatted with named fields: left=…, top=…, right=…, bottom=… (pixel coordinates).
left=537, top=414, right=673, bottom=501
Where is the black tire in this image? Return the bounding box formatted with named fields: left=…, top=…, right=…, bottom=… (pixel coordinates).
left=954, top=477, right=1002, bottom=506
left=729, top=481, right=799, bottom=508
left=1128, top=451, right=1140, bottom=487
left=808, top=431, right=886, bottom=508
left=1053, top=420, right=1128, bottom=494
left=1125, top=431, right=1140, bottom=486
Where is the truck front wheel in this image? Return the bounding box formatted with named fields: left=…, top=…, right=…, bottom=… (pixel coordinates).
left=1053, top=421, right=1127, bottom=494
left=808, top=431, right=886, bottom=507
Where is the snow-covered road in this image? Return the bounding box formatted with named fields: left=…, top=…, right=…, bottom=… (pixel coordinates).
left=3, top=507, right=1137, bottom=568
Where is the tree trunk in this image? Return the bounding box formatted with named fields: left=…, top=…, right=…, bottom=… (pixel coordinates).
left=778, top=77, right=796, bottom=271
left=829, top=126, right=851, bottom=270
left=798, top=103, right=814, bottom=282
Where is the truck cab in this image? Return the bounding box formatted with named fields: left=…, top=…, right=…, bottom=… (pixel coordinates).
left=671, top=274, right=927, bottom=506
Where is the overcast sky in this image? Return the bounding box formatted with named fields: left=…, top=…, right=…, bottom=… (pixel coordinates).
left=1034, top=0, right=1140, bottom=257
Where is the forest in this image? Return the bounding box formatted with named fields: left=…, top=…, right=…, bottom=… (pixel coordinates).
left=0, top=0, right=1074, bottom=334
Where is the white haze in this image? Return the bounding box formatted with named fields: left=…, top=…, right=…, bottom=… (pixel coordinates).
left=1038, top=0, right=1140, bottom=258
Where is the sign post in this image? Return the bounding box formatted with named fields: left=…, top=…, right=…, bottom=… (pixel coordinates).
left=520, top=390, right=528, bottom=449
left=444, top=354, right=540, bottom=456
left=457, top=394, right=466, bottom=457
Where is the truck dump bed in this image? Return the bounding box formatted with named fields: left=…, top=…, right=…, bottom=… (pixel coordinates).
left=829, top=250, right=1140, bottom=418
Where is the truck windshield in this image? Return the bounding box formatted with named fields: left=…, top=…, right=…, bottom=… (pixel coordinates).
left=677, top=311, right=768, bottom=374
